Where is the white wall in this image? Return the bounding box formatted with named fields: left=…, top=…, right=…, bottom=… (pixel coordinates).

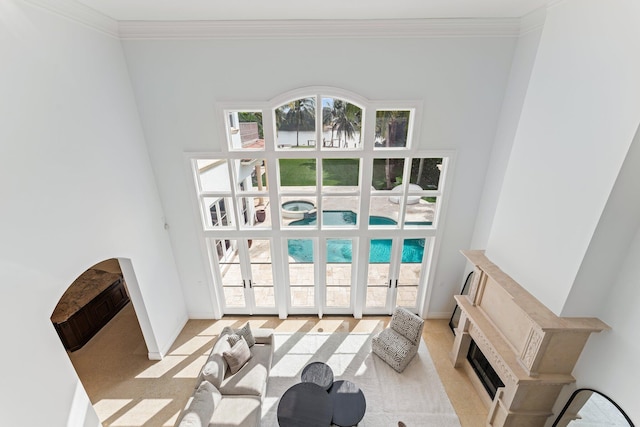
left=479, top=0, right=640, bottom=423
left=562, top=124, right=640, bottom=316
left=485, top=0, right=640, bottom=314
left=565, top=132, right=640, bottom=425
left=470, top=10, right=544, bottom=249
left=0, top=1, right=186, bottom=425
left=121, top=35, right=517, bottom=317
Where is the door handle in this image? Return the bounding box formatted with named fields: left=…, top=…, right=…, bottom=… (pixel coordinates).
left=243, top=279, right=246, bottom=289
left=395, top=280, right=398, bottom=288
left=388, top=279, right=392, bottom=288
left=249, top=280, right=253, bottom=289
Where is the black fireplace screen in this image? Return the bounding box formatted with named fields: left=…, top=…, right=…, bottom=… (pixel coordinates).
left=467, top=340, right=505, bottom=399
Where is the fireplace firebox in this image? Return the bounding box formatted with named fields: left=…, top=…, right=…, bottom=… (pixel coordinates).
left=467, top=340, right=504, bottom=399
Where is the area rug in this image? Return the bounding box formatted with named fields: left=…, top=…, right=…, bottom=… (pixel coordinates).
left=261, top=332, right=461, bottom=427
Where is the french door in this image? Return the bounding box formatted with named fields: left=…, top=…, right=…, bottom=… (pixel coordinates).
left=363, top=237, right=428, bottom=314
left=212, top=237, right=278, bottom=315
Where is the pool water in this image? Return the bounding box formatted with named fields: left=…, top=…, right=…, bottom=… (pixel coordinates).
left=289, top=210, right=396, bottom=227
left=282, top=200, right=315, bottom=212
left=287, top=211, right=426, bottom=263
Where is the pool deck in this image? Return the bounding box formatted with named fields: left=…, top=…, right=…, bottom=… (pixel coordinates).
left=279, top=187, right=435, bottom=226
left=221, top=189, right=429, bottom=310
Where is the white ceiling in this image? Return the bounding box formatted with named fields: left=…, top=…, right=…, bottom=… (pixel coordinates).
left=73, top=0, right=550, bottom=21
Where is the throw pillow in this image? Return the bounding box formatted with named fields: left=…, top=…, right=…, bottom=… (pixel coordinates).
left=223, top=336, right=252, bottom=374
left=227, top=333, right=242, bottom=347
left=235, top=322, right=256, bottom=347
left=177, top=381, right=221, bottom=427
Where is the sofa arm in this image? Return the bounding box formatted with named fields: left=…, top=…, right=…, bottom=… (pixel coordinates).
left=253, top=328, right=274, bottom=345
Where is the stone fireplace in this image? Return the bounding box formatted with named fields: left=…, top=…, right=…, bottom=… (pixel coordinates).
left=450, top=250, right=609, bottom=427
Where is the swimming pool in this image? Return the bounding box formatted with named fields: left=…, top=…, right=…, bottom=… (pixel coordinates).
left=287, top=210, right=426, bottom=263
left=289, top=210, right=430, bottom=227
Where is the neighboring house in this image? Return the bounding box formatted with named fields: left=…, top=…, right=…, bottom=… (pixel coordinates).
left=1, top=1, right=639, bottom=426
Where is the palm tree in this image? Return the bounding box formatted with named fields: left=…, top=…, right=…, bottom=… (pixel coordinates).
left=281, top=97, right=316, bottom=146
left=375, top=110, right=409, bottom=188
left=332, top=100, right=361, bottom=148
left=322, top=103, right=336, bottom=146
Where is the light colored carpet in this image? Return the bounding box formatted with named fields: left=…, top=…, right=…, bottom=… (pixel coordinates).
left=262, top=332, right=462, bottom=427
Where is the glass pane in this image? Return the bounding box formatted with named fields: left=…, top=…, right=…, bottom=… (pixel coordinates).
left=404, top=196, right=436, bottom=227
left=410, top=158, right=442, bottom=190
left=288, top=239, right=315, bottom=308
left=371, top=158, right=405, bottom=190
left=320, top=201, right=358, bottom=228
left=396, top=238, right=426, bottom=308
left=204, top=197, right=235, bottom=228
left=249, top=239, right=274, bottom=308
left=321, top=97, right=362, bottom=150
left=366, top=287, right=387, bottom=308
left=326, top=239, right=353, bottom=264
left=253, top=287, right=275, bottom=308
left=369, top=196, right=399, bottom=227
left=227, top=111, right=264, bottom=151
left=396, top=286, right=418, bottom=308
left=275, top=97, right=316, bottom=149
left=236, top=158, right=267, bottom=192
left=322, top=158, right=360, bottom=187
left=223, top=287, right=246, bottom=308
left=287, top=239, right=315, bottom=264
left=281, top=197, right=317, bottom=227
left=401, top=238, right=426, bottom=264
left=326, top=287, right=350, bottom=308
left=374, top=110, right=411, bottom=149
left=196, top=159, right=231, bottom=192
left=290, top=287, right=314, bottom=307
left=366, top=239, right=391, bottom=308
left=326, top=239, right=351, bottom=308
left=238, top=196, right=271, bottom=229
left=217, top=239, right=245, bottom=308
left=279, top=158, right=316, bottom=187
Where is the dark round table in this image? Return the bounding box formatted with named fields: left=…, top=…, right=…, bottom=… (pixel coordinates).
left=329, top=380, right=367, bottom=427
left=301, top=361, right=334, bottom=390
left=277, top=382, right=333, bottom=427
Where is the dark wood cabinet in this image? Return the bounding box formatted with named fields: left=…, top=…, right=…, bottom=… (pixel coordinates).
left=53, top=277, right=130, bottom=352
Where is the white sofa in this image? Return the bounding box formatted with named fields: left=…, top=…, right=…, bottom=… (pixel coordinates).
left=176, top=326, right=274, bottom=427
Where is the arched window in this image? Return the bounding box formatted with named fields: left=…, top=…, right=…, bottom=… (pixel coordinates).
left=189, top=87, right=452, bottom=318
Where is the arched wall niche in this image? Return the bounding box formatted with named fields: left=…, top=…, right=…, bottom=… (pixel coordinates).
left=50, top=257, right=159, bottom=359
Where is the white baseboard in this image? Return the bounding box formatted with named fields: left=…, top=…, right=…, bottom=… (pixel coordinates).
left=427, top=311, right=452, bottom=319
left=148, top=314, right=188, bottom=360
left=186, top=312, right=222, bottom=320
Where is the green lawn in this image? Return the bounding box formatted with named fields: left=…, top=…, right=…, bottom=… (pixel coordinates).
left=279, top=158, right=360, bottom=186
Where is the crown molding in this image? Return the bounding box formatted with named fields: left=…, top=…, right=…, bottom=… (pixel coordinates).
left=118, top=18, right=521, bottom=40
left=547, top=0, right=569, bottom=9
left=22, top=0, right=119, bottom=38
left=519, top=5, right=547, bottom=36
left=21, top=0, right=532, bottom=41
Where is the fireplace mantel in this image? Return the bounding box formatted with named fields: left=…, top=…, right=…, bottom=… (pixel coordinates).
left=450, top=250, right=609, bottom=427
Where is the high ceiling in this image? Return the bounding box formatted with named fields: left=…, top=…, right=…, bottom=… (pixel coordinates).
left=73, top=0, right=550, bottom=21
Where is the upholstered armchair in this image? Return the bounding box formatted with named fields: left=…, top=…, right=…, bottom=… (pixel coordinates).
left=371, top=307, right=425, bottom=373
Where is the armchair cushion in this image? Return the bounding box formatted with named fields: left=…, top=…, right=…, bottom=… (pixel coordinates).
left=371, top=328, right=419, bottom=373
left=371, top=307, right=424, bottom=373
left=390, top=307, right=424, bottom=346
